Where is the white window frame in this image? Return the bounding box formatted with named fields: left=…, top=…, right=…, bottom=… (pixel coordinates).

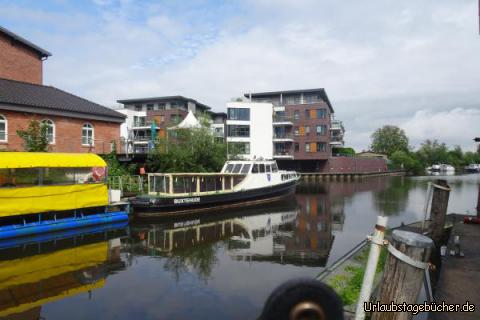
left=82, top=123, right=94, bottom=146
left=41, top=119, right=55, bottom=144
left=0, top=114, right=7, bottom=143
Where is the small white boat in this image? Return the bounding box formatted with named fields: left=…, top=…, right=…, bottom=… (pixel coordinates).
left=465, top=164, right=480, bottom=173
left=427, top=164, right=454, bottom=172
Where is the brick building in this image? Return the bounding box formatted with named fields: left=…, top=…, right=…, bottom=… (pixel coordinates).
left=0, top=26, right=125, bottom=153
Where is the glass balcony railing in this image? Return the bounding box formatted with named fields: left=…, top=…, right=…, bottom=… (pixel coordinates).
left=273, top=133, right=293, bottom=139
left=273, top=116, right=294, bottom=123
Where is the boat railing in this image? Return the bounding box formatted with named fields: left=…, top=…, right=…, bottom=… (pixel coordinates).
left=147, top=173, right=246, bottom=195
left=108, top=175, right=145, bottom=194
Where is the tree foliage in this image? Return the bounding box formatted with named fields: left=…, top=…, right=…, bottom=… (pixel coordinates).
left=16, top=119, right=49, bottom=152
left=332, top=147, right=356, bottom=156
left=390, top=150, right=422, bottom=174
left=147, top=126, right=227, bottom=173
left=370, top=125, right=409, bottom=156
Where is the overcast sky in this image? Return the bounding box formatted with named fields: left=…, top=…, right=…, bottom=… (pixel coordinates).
left=1, top=0, right=479, bottom=151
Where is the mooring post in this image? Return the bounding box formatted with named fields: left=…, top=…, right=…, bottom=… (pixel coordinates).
left=429, top=179, right=451, bottom=246
left=371, top=231, right=433, bottom=320
left=476, top=183, right=480, bottom=217
left=354, top=215, right=388, bottom=320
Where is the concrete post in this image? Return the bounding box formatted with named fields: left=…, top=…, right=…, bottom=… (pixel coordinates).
left=371, top=230, right=433, bottom=320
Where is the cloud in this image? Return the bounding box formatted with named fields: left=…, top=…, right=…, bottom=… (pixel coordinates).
left=0, top=0, right=479, bottom=151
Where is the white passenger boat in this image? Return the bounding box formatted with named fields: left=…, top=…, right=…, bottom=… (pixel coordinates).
left=465, top=164, right=480, bottom=173
left=131, top=160, right=300, bottom=217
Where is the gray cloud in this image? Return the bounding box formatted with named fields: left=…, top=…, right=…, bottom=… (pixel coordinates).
left=1, top=0, right=479, bottom=151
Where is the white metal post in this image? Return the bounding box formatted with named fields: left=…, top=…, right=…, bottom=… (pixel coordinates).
left=355, top=215, right=388, bottom=320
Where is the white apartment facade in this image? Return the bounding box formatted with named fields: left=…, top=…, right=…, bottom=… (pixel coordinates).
left=226, top=102, right=273, bottom=160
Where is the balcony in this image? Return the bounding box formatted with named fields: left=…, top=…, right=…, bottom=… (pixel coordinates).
left=273, top=115, right=294, bottom=126
left=273, top=133, right=294, bottom=142
left=330, top=120, right=344, bottom=131
left=329, top=135, right=344, bottom=147
left=273, top=150, right=294, bottom=159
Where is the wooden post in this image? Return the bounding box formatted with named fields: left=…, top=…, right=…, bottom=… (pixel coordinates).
left=477, top=183, right=480, bottom=217
left=371, top=230, right=433, bottom=320
left=429, top=179, right=451, bottom=246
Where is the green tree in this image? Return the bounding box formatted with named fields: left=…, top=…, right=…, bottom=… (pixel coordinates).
left=147, top=126, right=227, bottom=173
left=16, top=119, right=49, bottom=152
left=415, top=139, right=449, bottom=167
left=370, top=125, right=409, bottom=156
left=102, top=142, right=129, bottom=176
left=390, top=150, right=422, bottom=174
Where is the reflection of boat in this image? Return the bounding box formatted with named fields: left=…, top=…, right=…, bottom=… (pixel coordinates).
left=132, top=160, right=300, bottom=217
left=0, top=224, right=127, bottom=318
left=465, top=164, right=480, bottom=173
left=0, top=153, right=129, bottom=239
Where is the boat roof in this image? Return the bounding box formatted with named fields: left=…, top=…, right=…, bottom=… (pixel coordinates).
left=0, top=152, right=106, bottom=169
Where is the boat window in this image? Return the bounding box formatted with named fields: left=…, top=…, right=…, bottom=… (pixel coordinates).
left=272, top=163, right=278, bottom=172
left=224, top=163, right=234, bottom=173
left=266, top=165, right=271, bottom=173
left=232, top=164, right=243, bottom=173
left=259, top=164, right=265, bottom=173
left=241, top=164, right=251, bottom=174
left=252, top=164, right=259, bottom=173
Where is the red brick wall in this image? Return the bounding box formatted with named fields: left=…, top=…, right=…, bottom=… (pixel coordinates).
left=0, top=110, right=121, bottom=154
left=326, top=157, right=387, bottom=173
left=0, top=33, right=43, bottom=84
left=286, top=102, right=331, bottom=160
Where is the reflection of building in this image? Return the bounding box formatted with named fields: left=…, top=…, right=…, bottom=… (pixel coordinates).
left=0, top=227, right=127, bottom=318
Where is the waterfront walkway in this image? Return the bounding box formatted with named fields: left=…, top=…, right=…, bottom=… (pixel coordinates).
left=429, top=221, right=480, bottom=320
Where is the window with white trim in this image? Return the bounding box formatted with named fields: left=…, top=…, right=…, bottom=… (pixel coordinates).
left=0, top=115, right=6, bottom=142
left=82, top=123, right=94, bottom=146
left=42, top=119, right=55, bottom=144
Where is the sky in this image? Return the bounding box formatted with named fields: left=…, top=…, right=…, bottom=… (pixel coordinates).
left=1, top=0, right=480, bottom=151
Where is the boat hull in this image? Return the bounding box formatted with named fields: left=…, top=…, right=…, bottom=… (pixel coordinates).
left=132, top=179, right=298, bottom=218
left=0, top=210, right=129, bottom=240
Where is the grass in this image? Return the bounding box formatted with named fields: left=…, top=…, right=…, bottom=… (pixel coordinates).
left=327, top=247, right=388, bottom=306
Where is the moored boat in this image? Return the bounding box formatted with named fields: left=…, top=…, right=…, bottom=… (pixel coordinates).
left=465, top=163, right=480, bottom=173
left=132, top=159, right=300, bottom=217
left=0, top=152, right=129, bottom=240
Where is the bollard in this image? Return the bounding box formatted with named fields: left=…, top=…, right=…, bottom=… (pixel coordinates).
left=371, top=230, right=433, bottom=320
left=429, top=179, right=451, bottom=246
left=355, top=216, right=388, bottom=320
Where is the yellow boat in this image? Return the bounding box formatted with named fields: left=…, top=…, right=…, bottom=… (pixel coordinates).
left=0, top=152, right=129, bottom=239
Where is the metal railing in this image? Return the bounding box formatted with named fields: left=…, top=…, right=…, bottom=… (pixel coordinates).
left=273, top=116, right=294, bottom=123
left=108, top=175, right=145, bottom=194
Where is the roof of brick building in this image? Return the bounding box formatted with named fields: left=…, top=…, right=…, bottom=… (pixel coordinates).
left=0, top=26, right=52, bottom=58
left=0, top=78, right=125, bottom=123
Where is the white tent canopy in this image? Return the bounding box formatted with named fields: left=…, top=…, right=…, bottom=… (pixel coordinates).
left=167, top=111, right=202, bottom=130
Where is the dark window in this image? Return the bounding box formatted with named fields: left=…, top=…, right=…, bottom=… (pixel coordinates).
left=294, top=110, right=300, bottom=120
left=146, top=104, right=154, bottom=111
left=266, top=165, right=271, bottom=173
left=227, top=125, right=250, bottom=137
left=259, top=164, right=265, bottom=173
left=316, top=125, right=327, bottom=135
left=252, top=164, right=259, bottom=173
left=225, top=164, right=234, bottom=173
left=305, top=109, right=310, bottom=119
left=232, top=164, right=242, bottom=173
left=158, top=103, right=166, bottom=110
left=134, top=104, right=142, bottom=111
left=317, top=142, right=327, bottom=152
left=241, top=164, right=251, bottom=173
left=316, top=109, right=326, bottom=118
left=294, top=143, right=299, bottom=152
left=229, top=142, right=250, bottom=154
left=272, top=163, right=278, bottom=172
left=228, top=108, right=250, bottom=120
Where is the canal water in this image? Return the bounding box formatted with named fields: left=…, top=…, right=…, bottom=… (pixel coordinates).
left=0, top=174, right=478, bottom=319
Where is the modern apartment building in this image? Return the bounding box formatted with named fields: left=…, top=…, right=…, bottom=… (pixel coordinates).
left=225, top=102, right=273, bottom=160
left=243, top=89, right=338, bottom=171
left=117, top=96, right=213, bottom=154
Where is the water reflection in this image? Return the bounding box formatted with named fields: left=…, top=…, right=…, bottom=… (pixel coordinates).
left=0, top=224, right=128, bottom=319
left=0, top=175, right=478, bottom=319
